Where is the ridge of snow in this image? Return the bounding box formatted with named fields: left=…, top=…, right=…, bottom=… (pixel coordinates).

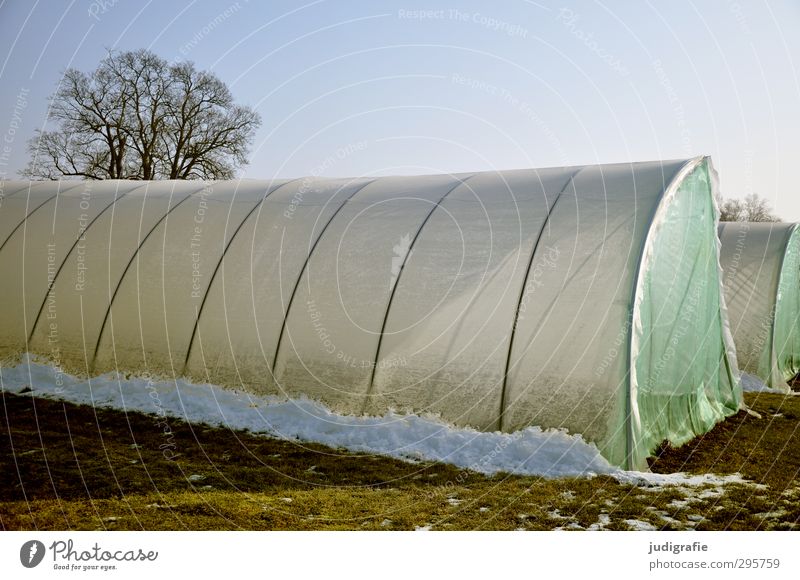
left=0, top=356, right=748, bottom=487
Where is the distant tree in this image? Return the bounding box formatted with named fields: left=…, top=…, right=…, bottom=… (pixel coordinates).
left=718, top=193, right=780, bottom=222
left=23, top=49, right=261, bottom=180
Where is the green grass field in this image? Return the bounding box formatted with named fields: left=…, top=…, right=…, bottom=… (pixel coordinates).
left=1, top=390, right=799, bottom=530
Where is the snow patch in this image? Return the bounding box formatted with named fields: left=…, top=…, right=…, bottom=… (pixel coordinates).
left=0, top=356, right=752, bottom=486
left=625, top=519, right=658, bottom=531
left=756, top=509, right=788, bottom=519
left=740, top=372, right=785, bottom=393
left=587, top=513, right=611, bottom=531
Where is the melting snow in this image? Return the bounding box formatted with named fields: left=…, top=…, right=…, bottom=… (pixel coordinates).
left=625, top=519, right=658, bottom=531
left=587, top=514, right=611, bottom=530
left=0, top=356, right=754, bottom=487
left=739, top=372, right=786, bottom=393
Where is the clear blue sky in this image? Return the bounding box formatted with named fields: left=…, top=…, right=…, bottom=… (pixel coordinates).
left=1, top=0, right=798, bottom=218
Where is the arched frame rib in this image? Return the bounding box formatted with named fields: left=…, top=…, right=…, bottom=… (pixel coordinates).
left=0, top=182, right=87, bottom=255
left=361, top=174, right=476, bottom=411
left=497, top=167, right=584, bottom=432
left=89, top=183, right=214, bottom=370
left=181, top=178, right=306, bottom=373
left=270, top=178, right=378, bottom=374
left=27, top=183, right=145, bottom=343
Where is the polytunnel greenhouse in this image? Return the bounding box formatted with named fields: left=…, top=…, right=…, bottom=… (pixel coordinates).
left=718, top=222, right=800, bottom=391
left=0, top=155, right=742, bottom=470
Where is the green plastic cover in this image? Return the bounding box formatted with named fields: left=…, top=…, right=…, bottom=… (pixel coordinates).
left=632, top=160, right=741, bottom=465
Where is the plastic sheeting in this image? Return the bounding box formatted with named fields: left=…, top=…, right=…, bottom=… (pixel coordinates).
left=0, top=156, right=741, bottom=469
left=718, top=222, right=800, bottom=391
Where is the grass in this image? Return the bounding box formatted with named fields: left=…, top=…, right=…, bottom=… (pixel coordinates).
left=1, top=390, right=799, bottom=530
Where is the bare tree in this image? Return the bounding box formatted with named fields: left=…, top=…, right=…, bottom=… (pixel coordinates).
left=23, top=49, right=261, bottom=180
left=718, top=193, right=780, bottom=222
left=718, top=196, right=744, bottom=222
